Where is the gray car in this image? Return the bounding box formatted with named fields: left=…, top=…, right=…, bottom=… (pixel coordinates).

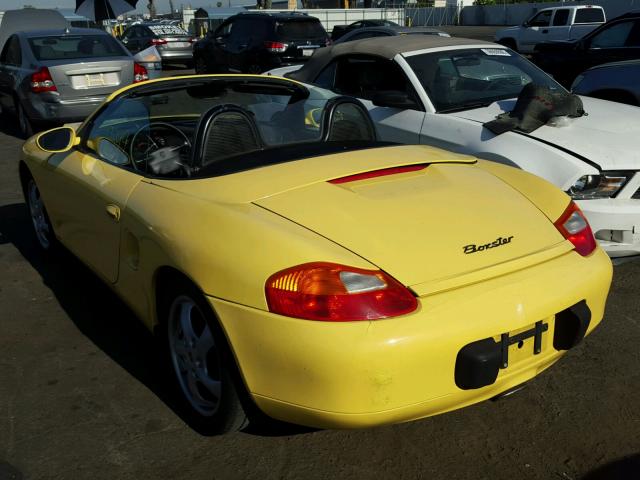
left=120, top=23, right=194, bottom=67
left=0, top=28, right=137, bottom=137
left=571, top=60, right=640, bottom=107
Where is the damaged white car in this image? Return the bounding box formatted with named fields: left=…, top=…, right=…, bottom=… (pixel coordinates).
left=280, top=36, right=640, bottom=258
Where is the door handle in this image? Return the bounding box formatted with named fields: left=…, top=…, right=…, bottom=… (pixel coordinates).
left=106, top=204, right=121, bottom=222
left=542, top=29, right=549, bottom=34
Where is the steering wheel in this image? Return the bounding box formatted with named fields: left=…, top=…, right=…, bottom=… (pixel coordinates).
left=130, top=122, right=192, bottom=175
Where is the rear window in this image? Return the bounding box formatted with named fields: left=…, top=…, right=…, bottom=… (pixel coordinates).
left=277, top=20, right=327, bottom=39
left=147, top=25, right=190, bottom=37
left=28, top=35, right=127, bottom=60
left=574, top=8, right=605, bottom=24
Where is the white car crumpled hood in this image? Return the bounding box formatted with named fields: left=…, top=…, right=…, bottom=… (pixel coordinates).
left=449, top=96, right=640, bottom=170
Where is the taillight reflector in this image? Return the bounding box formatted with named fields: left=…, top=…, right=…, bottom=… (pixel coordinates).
left=133, top=63, right=149, bottom=83
left=263, top=41, right=288, bottom=53
left=30, top=67, right=57, bottom=93
left=329, top=165, right=428, bottom=184
left=151, top=38, right=168, bottom=46
left=554, top=201, right=597, bottom=257
left=266, top=262, right=417, bottom=321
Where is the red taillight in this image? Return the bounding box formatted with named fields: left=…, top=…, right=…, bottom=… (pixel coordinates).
left=265, top=262, right=418, bottom=321
left=263, top=41, right=288, bottom=53
left=554, top=201, right=597, bottom=257
left=30, top=67, right=57, bottom=93
left=151, top=38, right=168, bottom=46
left=329, top=165, right=428, bottom=184
left=133, top=63, right=149, bottom=83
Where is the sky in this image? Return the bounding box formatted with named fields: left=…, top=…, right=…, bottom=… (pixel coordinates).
left=0, top=0, right=229, bottom=14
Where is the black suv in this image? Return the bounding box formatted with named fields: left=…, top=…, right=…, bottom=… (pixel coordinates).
left=193, top=12, right=329, bottom=74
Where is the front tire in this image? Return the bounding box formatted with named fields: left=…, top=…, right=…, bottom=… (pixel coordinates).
left=162, top=280, right=248, bottom=434
left=24, top=174, right=57, bottom=252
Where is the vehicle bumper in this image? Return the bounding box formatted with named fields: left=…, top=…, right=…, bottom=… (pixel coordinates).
left=208, top=247, right=612, bottom=429
left=25, top=93, right=106, bottom=123
left=159, top=50, right=193, bottom=61
left=578, top=198, right=640, bottom=257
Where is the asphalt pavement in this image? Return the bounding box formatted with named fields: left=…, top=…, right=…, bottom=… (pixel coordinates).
left=1, top=60, right=640, bottom=480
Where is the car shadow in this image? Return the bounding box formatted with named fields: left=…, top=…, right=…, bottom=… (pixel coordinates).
left=582, top=454, right=640, bottom=479
left=0, top=202, right=312, bottom=437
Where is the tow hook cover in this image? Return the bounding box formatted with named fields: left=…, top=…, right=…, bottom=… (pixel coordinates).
left=455, top=338, right=501, bottom=390
left=553, top=300, right=591, bottom=350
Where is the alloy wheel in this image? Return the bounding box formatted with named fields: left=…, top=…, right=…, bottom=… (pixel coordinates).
left=27, top=179, right=51, bottom=250
left=168, top=295, right=222, bottom=417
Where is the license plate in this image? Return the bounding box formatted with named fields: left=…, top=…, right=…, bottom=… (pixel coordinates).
left=169, top=42, right=190, bottom=48
left=302, top=48, right=315, bottom=57
left=499, top=320, right=548, bottom=369
left=86, top=73, right=106, bottom=87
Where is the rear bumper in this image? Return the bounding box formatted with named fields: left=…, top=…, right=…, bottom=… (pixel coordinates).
left=25, top=93, right=106, bottom=123
left=159, top=50, right=193, bottom=61
left=209, top=247, right=612, bottom=429
left=578, top=198, right=640, bottom=257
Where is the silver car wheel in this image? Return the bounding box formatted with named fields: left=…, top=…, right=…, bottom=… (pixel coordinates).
left=27, top=179, right=51, bottom=250
left=168, top=295, right=222, bottom=417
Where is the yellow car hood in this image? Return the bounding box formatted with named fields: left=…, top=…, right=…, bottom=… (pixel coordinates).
left=253, top=156, right=566, bottom=288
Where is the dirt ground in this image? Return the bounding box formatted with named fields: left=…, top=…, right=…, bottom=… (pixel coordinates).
left=1, top=68, right=640, bottom=479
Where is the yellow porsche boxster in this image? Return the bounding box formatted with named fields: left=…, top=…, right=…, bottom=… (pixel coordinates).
left=20, top=75, right=612, bottom=434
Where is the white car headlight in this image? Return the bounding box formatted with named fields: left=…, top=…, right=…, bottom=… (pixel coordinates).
left=568, top=173, right=633, bottom=200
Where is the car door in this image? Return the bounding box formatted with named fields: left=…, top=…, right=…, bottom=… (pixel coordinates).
left=37, top=115, right=143, bottom=283
left=210, top=20, right=235, bottom=72
left=520, top=9, right=553, bottom=52
left=0, top=35, right=24, bottom=114
left=546, top=9, right=571, bottom=43
left=317, top=54, right=425, bottom=143
left=226, top=18, right=251, bottom=72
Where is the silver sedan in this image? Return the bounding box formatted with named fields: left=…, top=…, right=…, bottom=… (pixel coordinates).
left=0, top=28, right=139, bottom=137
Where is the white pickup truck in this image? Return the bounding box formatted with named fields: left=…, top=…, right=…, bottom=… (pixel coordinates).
left=495, top=5, right=606, bottom=53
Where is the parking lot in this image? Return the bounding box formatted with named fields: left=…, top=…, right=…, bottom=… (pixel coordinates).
left=0, top=107, right=639, bottom=480
left=1, top=18, right=640, bottom=480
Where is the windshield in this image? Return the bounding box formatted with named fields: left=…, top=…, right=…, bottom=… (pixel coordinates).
left=82, top=78, right=375, bottom=178
left=28, top=34, right=127, bottom=60
left=406, top=48, right=564, bottom=113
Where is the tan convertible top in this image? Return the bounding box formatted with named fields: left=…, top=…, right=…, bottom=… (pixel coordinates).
left=289, top=35, right=494, bottom=83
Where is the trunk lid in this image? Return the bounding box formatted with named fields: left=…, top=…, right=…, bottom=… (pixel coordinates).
left=44, top=58, right=133, bottom=98
left=254, top=161, right=565, bottom=287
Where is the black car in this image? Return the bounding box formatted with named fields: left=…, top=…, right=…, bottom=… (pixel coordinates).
left=532, top=11, right=640, bottom=88
left=120, top=23, right=194, bottom=67
left=330, top=19, right=399, bottom=41
left=193, top=12, right=329, bottom=74
left=334, top=25, right=449, bottom=45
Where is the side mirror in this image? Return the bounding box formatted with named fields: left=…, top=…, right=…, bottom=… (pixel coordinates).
left=522, top=21, right=530, bottom=27
left=372, top=90, right=419, bottom=110
left=97, top=138, right=129, bottom=165
left=36, top=126, right=77, bottom=153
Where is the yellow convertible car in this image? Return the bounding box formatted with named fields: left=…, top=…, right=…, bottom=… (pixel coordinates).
left=20, top=75, right=612, bottom=434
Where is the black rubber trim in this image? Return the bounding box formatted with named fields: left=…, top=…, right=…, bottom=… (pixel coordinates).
left=553, top=300, right=591, bottom=351
left=512, top=130, right=602, bottom=172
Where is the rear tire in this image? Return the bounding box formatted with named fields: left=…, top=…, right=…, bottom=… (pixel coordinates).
left=194, top=56, right=209, bottom=74
left=15, top=99, right=34, bottom=139
left=160, top=279, right=248, bottom=435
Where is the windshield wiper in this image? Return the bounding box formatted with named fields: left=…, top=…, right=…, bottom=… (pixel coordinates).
left=437, top=101, right=496, bottom=114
